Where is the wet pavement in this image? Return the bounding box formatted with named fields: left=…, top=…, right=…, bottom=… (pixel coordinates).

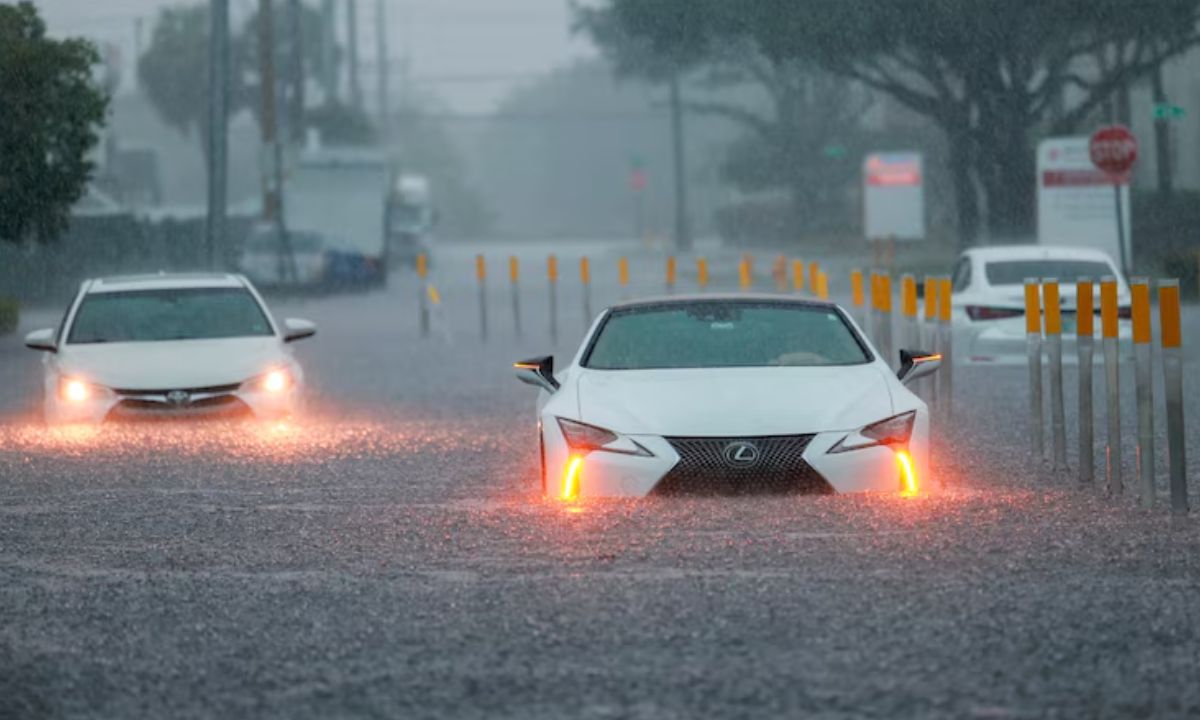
left=1, top=246, right=1199, bottom=719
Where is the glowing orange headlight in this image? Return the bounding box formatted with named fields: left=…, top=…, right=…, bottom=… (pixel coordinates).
left=261, top=369, right=291, bottom=394
left=60, top=379, right=92, bottom=403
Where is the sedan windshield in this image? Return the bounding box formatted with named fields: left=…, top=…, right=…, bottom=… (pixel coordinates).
left=985, top=260, right=1114, bottom=286
left=584, top=302, right=870, bottom=369
left=68, top=288, right=274, bottom=344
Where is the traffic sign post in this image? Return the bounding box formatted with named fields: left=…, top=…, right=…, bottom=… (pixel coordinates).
left=1089, top=126, right=1138, bottom=275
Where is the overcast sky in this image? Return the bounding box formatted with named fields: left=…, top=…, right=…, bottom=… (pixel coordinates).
left=37, top=0, right=597, bottom=113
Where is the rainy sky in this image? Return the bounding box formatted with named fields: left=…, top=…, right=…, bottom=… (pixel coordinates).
left=37, top=0, right=595, bottom=113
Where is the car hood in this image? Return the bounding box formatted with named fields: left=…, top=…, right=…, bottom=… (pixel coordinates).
left=575, top=365, right=896, bottom=436
left=59, top=337, right=286, bottom=391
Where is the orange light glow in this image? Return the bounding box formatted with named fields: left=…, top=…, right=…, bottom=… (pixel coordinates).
left=895, top=450, right=918, bottom=496
left=63, top=380, right=90, bottom=403
left=561, top=455, right=583, bottom=500
left=262, top=370, right=290, bottom=393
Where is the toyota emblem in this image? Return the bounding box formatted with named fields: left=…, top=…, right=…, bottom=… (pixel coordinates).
left=722, top=441, right=761, bottom=469
left=166, top=390, right=190, bottom=407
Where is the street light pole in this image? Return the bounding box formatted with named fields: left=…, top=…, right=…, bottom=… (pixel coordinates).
left=205, top=0, right=229, bottom=270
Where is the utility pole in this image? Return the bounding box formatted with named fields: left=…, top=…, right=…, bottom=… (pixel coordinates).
left=668, top=72, right=692, bottom=253
left=319, top=0, right=337, bottom=103
left=205, top=0, right=229, bottom=270
left=347, top=0, right=362, bottom=112
left=1151, top=64, right=1173, bottom=197
left=287, top=0, right=305, bottom=144
left=258, top=0, right=296, bottom=281
left=376, top=0, right=389, bottom=129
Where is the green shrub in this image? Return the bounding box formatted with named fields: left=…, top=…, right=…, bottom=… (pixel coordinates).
left=0, top=297, right=18, bottom=335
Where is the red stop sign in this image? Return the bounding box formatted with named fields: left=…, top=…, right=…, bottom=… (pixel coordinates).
left=1089, top=125, right=1138, bottom=176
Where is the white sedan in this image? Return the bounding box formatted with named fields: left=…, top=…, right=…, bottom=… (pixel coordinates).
left=949, top=245, right=1132, bottom=364
left=514, top=295, right=939, bottom=499
left=24, top=273, right=315, bottom=423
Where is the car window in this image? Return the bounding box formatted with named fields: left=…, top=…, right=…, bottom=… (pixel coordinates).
left=984, top=260, right=1114, bottom=285
left=951, top=257, right=972, bottom=292
left=583, top=302, right=871, bottom=369
left=67, top=288, right=274, bottom=344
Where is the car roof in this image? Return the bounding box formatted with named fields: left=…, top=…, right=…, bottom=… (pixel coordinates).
left=963, top=245, right=1118, bottom=264
left=608, top=293, right=839, bottom=311
left=86, top=272, right=248, bottom=294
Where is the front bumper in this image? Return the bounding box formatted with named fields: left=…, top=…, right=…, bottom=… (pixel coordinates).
left=45, top=386, right=300, bottom=424
left=545, top=430, right=928, bottom=499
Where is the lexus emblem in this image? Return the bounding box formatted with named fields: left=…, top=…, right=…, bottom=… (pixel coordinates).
left=166, top=390, right=190, bottom=407
left=722, top=441, right=761, bottom=469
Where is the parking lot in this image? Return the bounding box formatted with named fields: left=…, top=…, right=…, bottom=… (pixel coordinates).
left=2, top=245, right=1199, bottom=719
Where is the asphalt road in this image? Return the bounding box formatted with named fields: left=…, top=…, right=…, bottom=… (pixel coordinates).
left=2, top=245, right=1199, bottom=719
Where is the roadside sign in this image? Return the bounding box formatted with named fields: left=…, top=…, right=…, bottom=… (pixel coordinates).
left=863, top=152, right=924, bottom=241
left=1089, top=125, right=1138, bottom=176
left=1088, top=125, right=1138, bottom=274
left=1037, top=136, right=1130, bottom=267
left=1152, top=103, right=1186, bottom=120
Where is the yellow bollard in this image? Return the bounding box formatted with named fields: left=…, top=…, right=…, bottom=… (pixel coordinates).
left=618, top=256, right=630, bottom=289
left=417, top=253, right=430, bottom=338
left=1100, top=277, right=1120, bottom=495
left=696, top=257, right=709, bottom=291
left=508, top=256, right=521, bottom=338
left=817, top=271, right=829, bottom=300
left=878, top=273, right=893, bottom=364
left=850, top=269, right=864, bottom=309
left=475, top=254, right=488, bottom=341
left=793, top=259, right=806, bottom=293
left=1131, top=278, right=1154, bottom=507
left=808, top=262, right=820, bottom=294
left=901, top=274, right=917, bottom=352
left=547, top=254, right=559, bottom=343
left=738, top=257, right=751, bottom=291
left=1158, top=279, right=1187, bottom=513
left=1044, top=279, right=1066, bottom=470
left=1076, top=278, right=1094, bottom=485
left=416, top=253, right=428, bottom=280
left=938, top=277, right=954, bottom=418
left=666, top=255, right=677, bottom=293
left=580, top=256, right=593, bottom=325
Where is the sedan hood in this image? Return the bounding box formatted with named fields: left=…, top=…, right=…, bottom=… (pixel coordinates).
left=575, top=365, right=896, bottom=436
left=59, top=337, right=286, bottom=391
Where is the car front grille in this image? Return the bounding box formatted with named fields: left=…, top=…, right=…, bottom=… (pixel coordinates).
left=653, top=434, right=832, bottom=496
left=106, top=394, right=251, bottom=422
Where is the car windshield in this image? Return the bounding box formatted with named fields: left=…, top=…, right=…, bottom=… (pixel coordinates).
left=67, top=288, right=274, bottom=344
left=583, top=302, right=870, bottom=369
left=985, top=260, right=1114, bottom=286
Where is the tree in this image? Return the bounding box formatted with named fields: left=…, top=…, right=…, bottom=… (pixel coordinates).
left=581, top=0, right=1200, bottom=245
left=0, top=2, right=108, bottom=244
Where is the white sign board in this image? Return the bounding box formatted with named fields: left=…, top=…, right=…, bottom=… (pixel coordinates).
left=1037, top=136, right=1130, bottom=266
left=863, top=152, right=925, bottom=241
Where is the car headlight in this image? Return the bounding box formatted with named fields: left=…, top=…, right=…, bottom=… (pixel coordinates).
left=828, top=411, right=916, bottom=453
left=242, top=368, right=293, bottom=394
left=556, top=417, right=652, bottom=457
left=58, top=377, right=109, bottom=403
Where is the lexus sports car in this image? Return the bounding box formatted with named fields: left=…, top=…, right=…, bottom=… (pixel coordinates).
left=24, top=273, right=315, bottom=423
left=515, top=295, right=939, bottom=499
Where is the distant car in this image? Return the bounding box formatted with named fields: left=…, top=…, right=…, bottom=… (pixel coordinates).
left=24, top=273, right=315, bottom=423
left=949, top=245, right=1132, bottom=364
left=513, top=295, right=940, bottom=499
left=238, top=224, right=329, bottom=289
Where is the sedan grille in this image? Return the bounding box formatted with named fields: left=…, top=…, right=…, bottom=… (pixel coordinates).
left=653, top=434, right=832, bottom=496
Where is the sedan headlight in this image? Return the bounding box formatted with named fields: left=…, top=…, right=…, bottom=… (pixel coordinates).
left=58, top=377, right=109, bottom=403
left=828, top=411, right=915, bottom=453
left=556, top=417, right=652, bottom=457
left=242, top=368, right=294, bottom=394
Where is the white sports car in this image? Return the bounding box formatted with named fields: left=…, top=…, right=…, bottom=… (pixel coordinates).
left=515, top=295, right=939, bottom=499
left=24, top=273, right=315, bottom=423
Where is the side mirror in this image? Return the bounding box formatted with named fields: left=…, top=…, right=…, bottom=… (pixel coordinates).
left=514, top=355, right=559, bottom=393
left=896, top=349, right=941, bottom=385
left=283, top=318, right=317, bottom=343
left=24, top=328, right=57, bottom=353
